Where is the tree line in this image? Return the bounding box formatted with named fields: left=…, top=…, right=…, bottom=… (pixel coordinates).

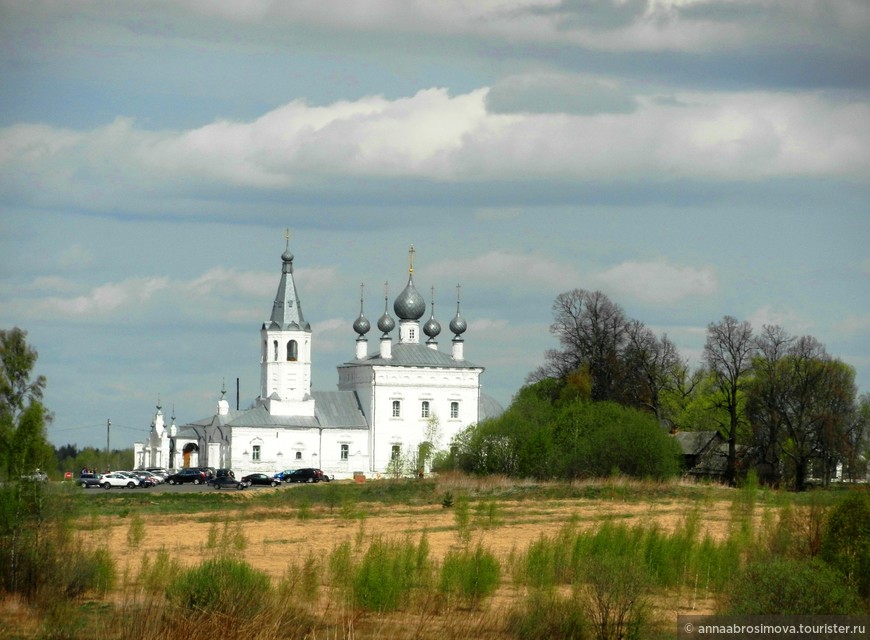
left=0, top=327, right=133, bottom=481
left=447, top=289, right=868, bottom=490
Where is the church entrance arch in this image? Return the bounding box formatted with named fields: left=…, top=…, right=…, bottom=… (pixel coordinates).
left=182, top=443, right=199, bottom=468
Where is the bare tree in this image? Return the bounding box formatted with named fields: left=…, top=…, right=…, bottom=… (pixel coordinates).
left=704, top=316, right=755, bottom=485
left=530, top=289, right=631, bottom=403
left=624, top=320, right=683, bottom=427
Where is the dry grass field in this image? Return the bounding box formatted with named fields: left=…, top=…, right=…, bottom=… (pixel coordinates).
left=104, top=475, right=739, bottom=636
left=8, top=474, right=843, bottom=640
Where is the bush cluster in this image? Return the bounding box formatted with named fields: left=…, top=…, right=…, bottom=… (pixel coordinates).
left=165, top=555, right=271, bottom=618
left=444, top=386, right=681, bottom=480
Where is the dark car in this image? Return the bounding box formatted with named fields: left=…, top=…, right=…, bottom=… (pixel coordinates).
left=211, top=475, right=245, bottom=490
left=78, top=472, right=101, bottom=489
left=166, top=468, right=206, bottom=485
left=241, top=473, right=280, bottom=487
left=283, top=468, right=326, bottom=483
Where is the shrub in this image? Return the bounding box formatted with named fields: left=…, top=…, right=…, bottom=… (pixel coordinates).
left=137, top=547, right=180, bottom=595
left=820, top=491, right=870, bottom=599
left=165, top=556, right=271, bottom=618
left=439, top=544, right=501, bottom=609
left=581, top=555, right=649, bottom=640
left=352, top=536, right=429, bottom=611
left=725, top=558, right=862, bottom=615
left=506, top=590, right=588, bottom=640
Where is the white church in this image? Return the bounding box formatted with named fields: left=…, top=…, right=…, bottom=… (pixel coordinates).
left=134, top=239, right=502, bottom=479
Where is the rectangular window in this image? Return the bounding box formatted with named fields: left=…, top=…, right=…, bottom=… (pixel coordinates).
left=450, top=401, right=459, bottom=419
left=252, top=445, right=261, bottom=461
left=392, top=400, right=401, bottom=418
left=341, top=444, right=349, bottom=461
left=421, top=401, right=430, bottom=418
left=391, top=445, right=401, bottom=460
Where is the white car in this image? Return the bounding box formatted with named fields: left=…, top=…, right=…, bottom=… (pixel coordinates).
left=99, top=471, right=140, bottom=489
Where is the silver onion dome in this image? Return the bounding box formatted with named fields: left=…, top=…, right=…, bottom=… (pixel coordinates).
left=423, top=287, right=441, bottom=339
left=394, top=276, right=426, bottom=320
left=377, top=283, right=395, bottom=334
left=393, top=245, right=425, bottom=320
left=449, top=284, right=467, bottom=336
left=353, top=283, right=370, bottom=336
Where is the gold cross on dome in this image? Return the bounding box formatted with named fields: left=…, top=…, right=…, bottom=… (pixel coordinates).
left=409, top=245, right=415, bottom=274
left=284, top=228, right=290, bottom=249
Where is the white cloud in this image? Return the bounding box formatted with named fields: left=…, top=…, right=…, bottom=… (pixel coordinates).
left=748, top=305, right=813, bottom=335
left=592, top=260, right=717, bottom=304
left=32, top=277, right=170, bottom=317
left=427, top=250, right=580, bottom=292
left=184, top=268, right=274, bottom=299
left=3, top=88, right=868, bottom=216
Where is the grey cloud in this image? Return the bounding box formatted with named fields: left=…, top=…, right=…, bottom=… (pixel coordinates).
left=531, top=0, right=648, bottom=30
left=486, top=73, right=637, bottom=115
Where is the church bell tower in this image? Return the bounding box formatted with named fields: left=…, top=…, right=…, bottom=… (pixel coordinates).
left=259, top=230, right=314, bottom=416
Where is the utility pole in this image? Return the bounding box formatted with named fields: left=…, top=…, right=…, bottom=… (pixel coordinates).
left=106, top=418, right=111, bottom=471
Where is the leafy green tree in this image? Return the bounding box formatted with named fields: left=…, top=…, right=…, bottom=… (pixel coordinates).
left=450, top=381, right=680, bottom=480
left=745, top=324, right=795, bottom=486
left=0, top=328, right=53, bottom=480
left=843, top=394, right=869, bottom=482
left=748, top=330, right=858, bottom=490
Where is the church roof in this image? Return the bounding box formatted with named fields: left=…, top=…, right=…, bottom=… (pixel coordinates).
left=478, top=393, right=505, bottom=421
left=181, top=390, right=369, bottom=431
left=227, top=405, right=320, bottom=428
left=312, top=391, right=369, bottom=428
left=342, top=342, right=482, bottom=369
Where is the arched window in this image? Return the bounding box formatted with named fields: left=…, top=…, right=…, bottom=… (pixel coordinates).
left=273, top=340, right=279, bottom=361
left=450, top=401, right=459, bottom=419
left=287, top=340, right=298, bottom=361
left=295, top=451, right=302, bottom=460
left=421, top=401, right=430, bottom=418
left=392, top=400, right=401, bottom=418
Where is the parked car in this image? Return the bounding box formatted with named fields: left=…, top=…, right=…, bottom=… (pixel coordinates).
left=166, top=468, right=206, bottom=485
left=241, top=473, right=280, bottom=487
left=210, top=474, right=245, bottom=490
left=144, top=467, right=169, bottom=481
left=273, top=469, right=296, bottom=481
left=100, top=471, right=140, bottom=489
left=130, top=470, right=159, bottom=487
left=283, top=468, right=326, bottom=483
left=78, top=472, right=102, bottom=489
left=197, top=467, right=216, bottom=480
left=21, top=469, right=49, bottom=482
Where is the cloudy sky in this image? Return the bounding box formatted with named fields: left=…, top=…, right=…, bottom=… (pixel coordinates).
left=1, top=0, right=868, bottom=451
